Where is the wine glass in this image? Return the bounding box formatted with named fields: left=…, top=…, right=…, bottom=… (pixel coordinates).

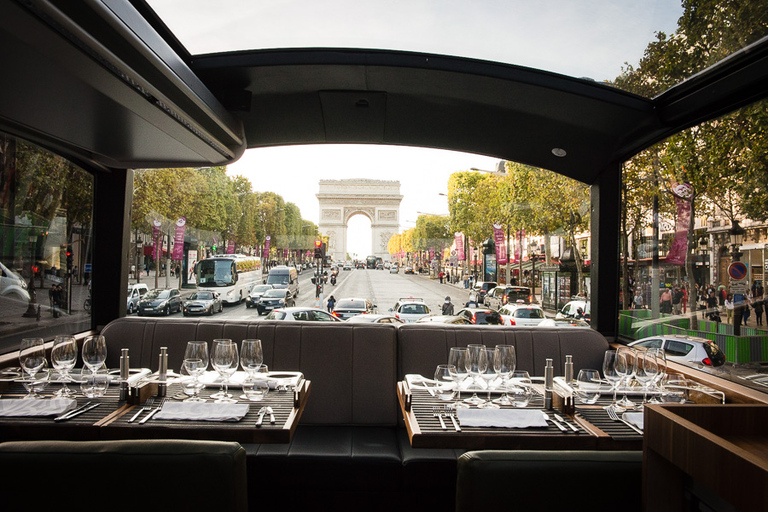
left=19, top=338, right=46, bottom=399
left=647, top=348, right=667, bottom=404
left=477, top=347, right=499, bottom=409
left=211, top=340, right=238, bottom=403
left=434, top=364, right=458, bottom=401
left=81, top=335, right=107, bottom=373
left=51, top=335, right=77, bottom=397
left=492, top=345, right=516, bottom=405
left=616, top=346, right=637, bottom=410
left=183, top=341, right=209, bottom=402
left=662, top=373, right=688, bottom=403
left=602, top=350, right=622, bottom=410
left=574, top=369, right=602, bottom=404
left=508, top=370, right=533, bottom=407
left=209, top=339, right=233, bottom=399
left=448, top=347, right=470, bottom=409
left=464, top=344, right=487, bottom=405
left=634, top=350, right=656, bottom=409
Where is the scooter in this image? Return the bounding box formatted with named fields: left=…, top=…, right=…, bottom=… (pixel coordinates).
left=330, top=274, right=337, bottom=285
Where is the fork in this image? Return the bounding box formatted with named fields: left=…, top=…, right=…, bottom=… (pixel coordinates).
left=128, top=397, right=155, bottom=423
left=607, top=406, right=643, bottom=434
left=432, top=406, right=447, bottom=430
left=443, top=405, right=461, bottom=432
left=541, top=411, right=567, bottom=431
left=139, top=398, right=166, bottom=424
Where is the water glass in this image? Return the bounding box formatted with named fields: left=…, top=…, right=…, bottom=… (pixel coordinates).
left=662, top=374, right=688, bottom=403
left=434, top=364, right=457, bottom=401
left=508, top=370, right=533, bottom=407
left=183, top=341, right=209, bottom=402
left=615, top=346, right=637, bottom=410
left=19, top=338, right=46, bottom=399
left=80, top=368, right=109, bottom=398
left=574, top=369, right=601, bottom=404
left=240, top=339, right=264, bottom=375
left=602, top=350, right=622, bottom=410
left=492, top=345, right=516, bottom=406
left=477, top=348, right=499, bottom=409
left=464, top=344, right=487, bottom=405
left=210, top=339, right=233, bottom=399
left=242, top=365, right=270, bottom=401
left=448, top=347, right=470, bottom=409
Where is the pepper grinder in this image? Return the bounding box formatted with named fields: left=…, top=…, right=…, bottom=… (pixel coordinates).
left=564, top=355, right=574, bottom=384
left=544, top=358, right=554, bottom=410
left=119, top=348, right=129, bottom=401
left=158, top=346, right=168, bottom=397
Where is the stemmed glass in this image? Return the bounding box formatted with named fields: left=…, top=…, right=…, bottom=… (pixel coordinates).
left=492, top=345, right=516, bottom=406
left=448, top=347, right=470, bottom=409
left=81, top=335, right=107, bottom=373
left=240, top=339, right=264, bottom=400
left=477, top=347, right=499, bottom=409
left=647, top=348, right=667, bottom=404
left=211, top=340, right=239, bottom=403
left=616, top=346, right=637, bottom=410
left=634, top=350, right=656, bottom=409
left=19, top=338, right=46, bottom=399
left=183, top=341, right=209, bottom=402
left=51, top=335, right=77, bottom=397
left=464, top=344, right=487, bottom=405
left=602, top=350, right=622, bottom=410
left=209, top=339, right=233, bottom=399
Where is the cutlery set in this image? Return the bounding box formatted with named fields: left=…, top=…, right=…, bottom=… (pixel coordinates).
left=255, top=406, right=275, bottom=427
left=54, top=402, right=101, bottom=422
left=606, top=406, right=643, bottom=434
left=432, top=405, right=460, bottom=432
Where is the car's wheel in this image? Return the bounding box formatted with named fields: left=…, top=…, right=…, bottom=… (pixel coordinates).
left=127, top=303, right=134, bottom=314
left=219, top=303, right=223, bottom=312
left=183, top=312, right=188, bottom=317
left=208, top=306, right=214, bottom=316
left=164, top=305, right=170, bottom=316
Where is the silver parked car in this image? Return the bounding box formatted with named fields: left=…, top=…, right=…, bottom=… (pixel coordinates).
left=183, top=291, right=223, bottom=316
left=498, top=304, right=545, bottom=326
left=629, top=335, right=726, bottom=367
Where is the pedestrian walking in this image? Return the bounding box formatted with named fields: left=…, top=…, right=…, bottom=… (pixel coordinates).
left=50, top=284, right=62, bottom=318
left=633, top=290, right=643, bottom=310
left=724, top=294, right=734, bottom=323
left=326, top=295, right=336, bottom=313
left=753, top=298, right=764, bottom=326
left=438, top=271, right=444, bottom=284
left=660, top=287, right=672, bottom=314
left=442, top=296, right=454, bottom=316
left=672, top=287, right=683, bottom=315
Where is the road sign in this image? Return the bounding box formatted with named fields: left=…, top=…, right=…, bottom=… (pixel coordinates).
left=727, top=261, right=748, bottom=280
left=730, top=279, right=747, bottom=294
left=84, top=264, right=92, bottom=273
left=764, top=259, right=768, bottom=271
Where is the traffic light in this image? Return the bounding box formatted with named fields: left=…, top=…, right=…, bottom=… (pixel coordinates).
left=66, top=245, right=73, bottom=272
left=314, top=240, right=322, bottom=259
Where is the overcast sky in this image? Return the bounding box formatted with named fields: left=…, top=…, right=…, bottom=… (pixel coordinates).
left=149, top=0, right=683, bottom=257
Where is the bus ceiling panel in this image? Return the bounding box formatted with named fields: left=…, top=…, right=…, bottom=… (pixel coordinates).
left=1, top=0, right=245, bottom=167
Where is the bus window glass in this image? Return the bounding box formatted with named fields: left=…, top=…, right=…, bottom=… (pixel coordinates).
left=0, top=133, right=94, bottom=354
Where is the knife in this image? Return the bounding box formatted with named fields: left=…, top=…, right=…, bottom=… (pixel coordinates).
left=54, top=401, right=91, bottom=421
left=446, top=413, right=461, bottom=432
left=255, top=406, right=267, bottom=427
left=56, top=403, right=100, bottom=421
left=620, top=417, right=644, bottom=435
left=554, top=413, right=579, bottom=432
left=267, top=406, right=275, bottom=424
left=139, top=405, right=161, bottom=424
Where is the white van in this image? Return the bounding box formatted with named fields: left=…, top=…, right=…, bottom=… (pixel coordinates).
left=0, top=261, right=30, bottom=302
left=265, top=265, right=300, bottom=297
left=126, top=283, right=149, bottom=314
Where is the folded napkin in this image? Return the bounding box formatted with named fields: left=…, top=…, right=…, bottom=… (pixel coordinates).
left=0, top=398, right=76, bottom=417
left=153, top=402, right=249, bottom=422
left=457, top=408, right=548, bottom=428
left=623, top=412, right=644, bottom=430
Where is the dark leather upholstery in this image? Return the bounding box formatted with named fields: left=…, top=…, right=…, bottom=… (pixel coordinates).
left=98, top=317, right=621, bottom=512
left=456, top=450, right=642, bottom=512
left=0, top=439, right=248, bottom=512
left=397, top=323, right=610, bottom=379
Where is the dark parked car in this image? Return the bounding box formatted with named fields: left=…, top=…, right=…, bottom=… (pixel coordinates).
left=332, top=298, right=376, bottom=320
left=456, top=307, right=501, bottom=325
left=255, top=288, right=295, bottom=315
left=137, top=288, right=182, bottom=316
left=245, top=284, right=274, bottom=308
left=469, top=281, right=498, bottom=304
left=183, top=291, right=223, bottom=316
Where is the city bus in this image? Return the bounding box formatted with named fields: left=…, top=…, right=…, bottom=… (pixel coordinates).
left=196, top=255, right=262, bottom=304
left=366, top=255, right=377, bottom=269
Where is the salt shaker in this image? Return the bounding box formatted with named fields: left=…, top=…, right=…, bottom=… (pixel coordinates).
left=158, top=346, right=168, bottom=397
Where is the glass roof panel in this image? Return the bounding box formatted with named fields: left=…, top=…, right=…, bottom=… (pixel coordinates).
left=146, top=0, right=766, bottom=98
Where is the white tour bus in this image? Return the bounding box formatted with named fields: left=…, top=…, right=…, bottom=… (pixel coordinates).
left=196, top=255, right=263, bottom=304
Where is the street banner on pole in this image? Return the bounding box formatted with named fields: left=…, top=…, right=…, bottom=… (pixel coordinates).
left=455, top=233, right=465, bottom=261
left=666, top=182, right=693, bottom=266
left=493, top=223, right=507, bottom=265
left=263, top=235, right=271, bottom=260
left=171, top=217, right=186, bottom=260
left=226, top=240, right=235, bottom=254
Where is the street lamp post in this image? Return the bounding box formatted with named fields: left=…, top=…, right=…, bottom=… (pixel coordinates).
left=529, top=241, right=539, bottom=303
left=729, top=220, right=746, bottom=336
left=136, top=236, right=143, bottom=284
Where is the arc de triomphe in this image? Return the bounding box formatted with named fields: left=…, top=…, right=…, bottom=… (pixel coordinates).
left=317, top=179, right=402, bottom=262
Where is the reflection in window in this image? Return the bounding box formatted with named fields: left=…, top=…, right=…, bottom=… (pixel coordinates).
left=0, top=133, right=93, bottom=354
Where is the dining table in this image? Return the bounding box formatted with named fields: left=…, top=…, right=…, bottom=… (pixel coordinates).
left=397, top=381, right=644, bottom=451
left=0, top=373, right=311, bottom=444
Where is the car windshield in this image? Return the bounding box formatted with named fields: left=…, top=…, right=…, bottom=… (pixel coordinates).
left=516, top=309, right=543, bottom=319
left=506, top=289, right=530, bottom=302
left=189, top=292, right=213, bottom=300
left=401, top=304, right=427, bottom=315
left=251, top=285, right=272, bottom=293
left=144, top=290, right=169, bottom=300
left=264, top=289, right=287, bottom=298
left=265, top=311, right=287, bottom=320
left=266, top=274, right=289, bottom=285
